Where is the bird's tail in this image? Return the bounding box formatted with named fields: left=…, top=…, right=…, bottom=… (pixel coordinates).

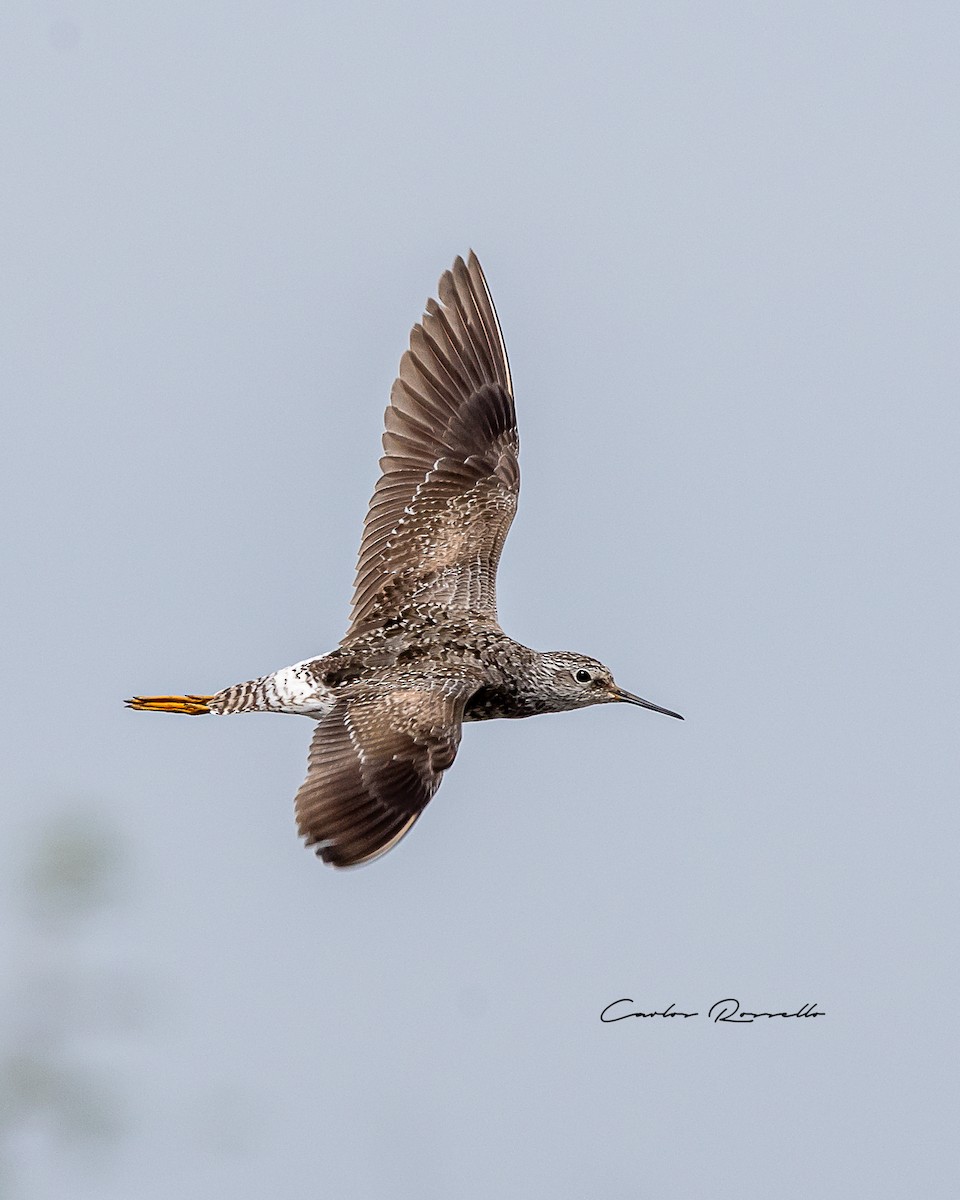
left=126, top=694, right=213, bottom=715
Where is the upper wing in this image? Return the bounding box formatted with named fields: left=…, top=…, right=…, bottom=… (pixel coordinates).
left=347, top=252, right=519, bottom=638
left=294, top=683, right=470, bottom=868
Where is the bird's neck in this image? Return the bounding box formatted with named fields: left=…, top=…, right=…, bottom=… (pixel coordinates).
left=463, top=644, right=555, bottom=721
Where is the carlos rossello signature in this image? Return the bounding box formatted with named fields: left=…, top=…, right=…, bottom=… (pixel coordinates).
left=601, top=998, right=825, bottom=1024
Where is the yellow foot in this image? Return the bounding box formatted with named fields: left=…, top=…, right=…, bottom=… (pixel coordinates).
left=126, top=694, right=213, bottom=715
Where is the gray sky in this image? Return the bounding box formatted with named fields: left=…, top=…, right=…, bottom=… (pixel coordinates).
left=2, top=2, right=958, bottom=1196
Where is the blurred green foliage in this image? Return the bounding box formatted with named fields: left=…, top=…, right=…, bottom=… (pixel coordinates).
left=22, top=812, right=123, bottom=923
left=0, top=809, right=130, bottom=1193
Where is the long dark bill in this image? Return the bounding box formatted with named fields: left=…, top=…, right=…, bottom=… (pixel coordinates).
left=612, top=688, right=684, bottom=720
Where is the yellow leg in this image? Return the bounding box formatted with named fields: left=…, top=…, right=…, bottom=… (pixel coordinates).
left=126, top=694, right=213, bottom=715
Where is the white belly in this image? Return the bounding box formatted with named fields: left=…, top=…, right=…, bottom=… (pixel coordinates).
left=266, top=661, right=336, bottom=718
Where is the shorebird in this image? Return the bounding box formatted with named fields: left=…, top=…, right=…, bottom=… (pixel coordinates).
left=128, top=252, right=682, bottom=867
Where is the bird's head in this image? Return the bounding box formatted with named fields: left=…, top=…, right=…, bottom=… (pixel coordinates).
left=537, top=651, right=684, bottom=719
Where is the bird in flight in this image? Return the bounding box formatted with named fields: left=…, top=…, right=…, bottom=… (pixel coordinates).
left=128, top=252, right=682, bottom=867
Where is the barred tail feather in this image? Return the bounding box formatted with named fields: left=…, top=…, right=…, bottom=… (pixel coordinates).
left=208, top=677, right=269, bottom=714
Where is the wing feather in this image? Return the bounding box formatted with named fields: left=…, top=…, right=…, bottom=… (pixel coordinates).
left=294, top=685, right=469, bottom=868
left=346, top=252, right=519, bottom=638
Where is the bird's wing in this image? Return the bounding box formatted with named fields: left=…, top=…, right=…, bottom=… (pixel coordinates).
left=294, top=682, right=471, bottom=867
left=347, top=252, right=519, bottom=638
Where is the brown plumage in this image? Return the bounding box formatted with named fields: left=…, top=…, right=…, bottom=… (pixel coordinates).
left=350, top=254, right=518, bottom=635
left=128, top=252, right=682, bottom=868
left=294, top=683, right=469, bottom=867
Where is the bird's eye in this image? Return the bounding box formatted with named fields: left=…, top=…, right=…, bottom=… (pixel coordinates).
left=575, top=669, right=592, bottom=684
